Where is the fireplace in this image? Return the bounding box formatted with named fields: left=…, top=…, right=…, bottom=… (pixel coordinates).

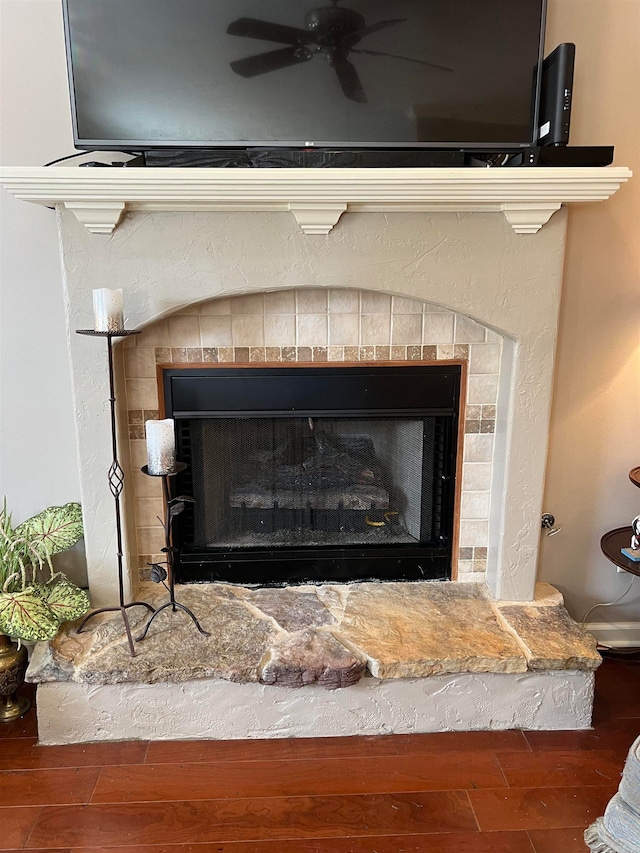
left=11, top=199, right=593, bottom=605
left=0, top=164, right=630, bottom=606
left=0, top=166, right=629, bottom=743
left=164, top=364, right=461, bottom=584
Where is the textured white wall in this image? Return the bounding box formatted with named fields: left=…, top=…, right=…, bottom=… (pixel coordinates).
left=36, top=670, right=595, bottom=744
left=0, top=1, right=80, bottom=523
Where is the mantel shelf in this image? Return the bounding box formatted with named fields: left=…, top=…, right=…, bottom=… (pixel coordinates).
left=0, top=165, right=631, bottom=235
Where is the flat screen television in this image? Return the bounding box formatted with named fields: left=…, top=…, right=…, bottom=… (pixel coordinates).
left=62, top=0, right=547, bottom=152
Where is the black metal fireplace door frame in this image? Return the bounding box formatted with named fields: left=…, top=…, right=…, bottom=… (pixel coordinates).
left=163, top=363, right=462, bottom=585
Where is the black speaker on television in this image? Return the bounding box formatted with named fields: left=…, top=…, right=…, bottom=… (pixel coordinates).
left=538, top=43, right=575, bottom=146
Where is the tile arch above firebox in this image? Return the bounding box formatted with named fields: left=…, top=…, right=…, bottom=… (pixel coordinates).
left=122, top=288, right=506, bottom=592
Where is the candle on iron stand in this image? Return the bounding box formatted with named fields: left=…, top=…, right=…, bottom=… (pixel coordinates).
left=145, top=419, right=176, bottom=475
left=92, top=288, right=124, bottom=333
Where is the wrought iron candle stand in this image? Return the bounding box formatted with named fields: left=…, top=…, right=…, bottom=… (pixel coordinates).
left=136, top=462, right=209, bottom=641
left=75, top=329, right=154, bottom=656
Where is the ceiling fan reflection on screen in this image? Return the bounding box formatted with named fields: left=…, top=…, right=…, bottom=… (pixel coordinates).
left=227, top=0, right=452, bottom=103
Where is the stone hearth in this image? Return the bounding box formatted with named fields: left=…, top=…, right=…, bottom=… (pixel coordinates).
left=28, top=582, right=600, bottom=744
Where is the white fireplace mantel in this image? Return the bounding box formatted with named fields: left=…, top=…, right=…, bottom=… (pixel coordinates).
left=0, top=165, right=631, bottom=236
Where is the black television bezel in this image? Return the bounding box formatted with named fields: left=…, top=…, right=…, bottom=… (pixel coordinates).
left=61, top=0, right=548, bottom=153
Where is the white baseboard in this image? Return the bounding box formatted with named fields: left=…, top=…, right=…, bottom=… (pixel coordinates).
left=585, top=622, right=640, bottom=648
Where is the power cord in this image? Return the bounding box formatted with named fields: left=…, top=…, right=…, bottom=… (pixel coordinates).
left=42, top=150, right=143, bottom=167
left=43, top=151, right=95, bottom=167
left=581, top=575, right=636, bottom=627
left=581, top=576, right=640, bottom=653
left=40, top=150, right=142, bottom=208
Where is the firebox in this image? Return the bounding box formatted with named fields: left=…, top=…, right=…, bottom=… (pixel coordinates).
left=164, top=364, right=462, bottom=585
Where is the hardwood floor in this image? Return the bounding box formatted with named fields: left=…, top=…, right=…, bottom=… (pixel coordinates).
left=1, top=655, right=638, bottom=852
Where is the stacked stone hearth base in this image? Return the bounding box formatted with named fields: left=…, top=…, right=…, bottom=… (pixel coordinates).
left=27, top=582, right=601, bottom=745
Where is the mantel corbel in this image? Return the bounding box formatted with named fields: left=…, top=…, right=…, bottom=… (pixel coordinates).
left=288, top=202, right=347, bottom=235
left=0, top=165, right=631, bottom=236
left=501, top=203, right=563, bottom=234
left=64, top=201, right=126, bottom=235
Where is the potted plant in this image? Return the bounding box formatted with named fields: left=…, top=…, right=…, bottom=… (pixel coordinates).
left=0, top=500, right=89, bottom=722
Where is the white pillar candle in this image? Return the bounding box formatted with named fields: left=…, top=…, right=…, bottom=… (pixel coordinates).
left=92, top=288, right=124, bottom=333
left=145, top=419, right=176, bottom=475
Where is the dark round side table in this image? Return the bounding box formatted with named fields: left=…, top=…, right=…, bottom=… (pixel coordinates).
left=600, top=468, right=640, bottom=577
left=600, top=526, right=640, bottom=578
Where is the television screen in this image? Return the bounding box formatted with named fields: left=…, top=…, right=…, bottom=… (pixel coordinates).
left=63, top=0, right=546, bottom=150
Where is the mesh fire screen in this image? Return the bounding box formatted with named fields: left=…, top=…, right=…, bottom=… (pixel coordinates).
left=166, top=363, right=460, bottom=584
left=188, top=417, right=434, bottom=549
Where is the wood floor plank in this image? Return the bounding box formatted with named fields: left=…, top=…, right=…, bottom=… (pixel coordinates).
left=468, top=785, right=616, bottom=832
left=0, top=684, right=37, bottom=740
left=26, top=791, right=477, bottom=848
left=145, top=730, right=530, bottom=765
left=0, top=738, right=148, bottom=771
left=497, top=749, right=623, bottom=788
left=67, top=830, right=535, bottom=852
left=0, top=806, right=42, bottom=851
left=0, top=767, right=101, bottom=807
left=528, top=826, right=589, bottom=852
left=523, top=718, right=640, bottom=756
left=92, top=751, right=506, bottom=803
left=592, top=657, right=640, bottom=722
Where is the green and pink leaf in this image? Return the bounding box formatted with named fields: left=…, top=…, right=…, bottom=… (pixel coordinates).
left=15, top=503, right=83, bottom=562
left=0, top=588, right=60, bottom=642
left=39, top=580, right=90, bottom=622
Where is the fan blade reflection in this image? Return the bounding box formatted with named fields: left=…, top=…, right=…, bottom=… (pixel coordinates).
left=352, top=48, right=453, bottom=72
left=354, top=18, right=407, bottom=39
left=333, top=55, right=367, bottom=103
left=230, top=46, right=314, bottom=78
left=227, top=18, right=316, bottom=45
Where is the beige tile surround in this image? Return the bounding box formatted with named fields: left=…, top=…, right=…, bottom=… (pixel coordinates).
left=122, top=289, right=503, bottom=585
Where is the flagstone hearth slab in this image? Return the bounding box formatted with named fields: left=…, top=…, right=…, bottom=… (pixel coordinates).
left=496, top=604, right=601, bottom=670
left=27, top=582, right=600, bottom=692
left=29, top=586, right=279, bottom=686
left=260, top=629, right=366, bottom=689
left=240, top=587, right=338, bottom=632
left=499, top=581, right=565, bottom=607
left=331, top=582, right=528, bottom=679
